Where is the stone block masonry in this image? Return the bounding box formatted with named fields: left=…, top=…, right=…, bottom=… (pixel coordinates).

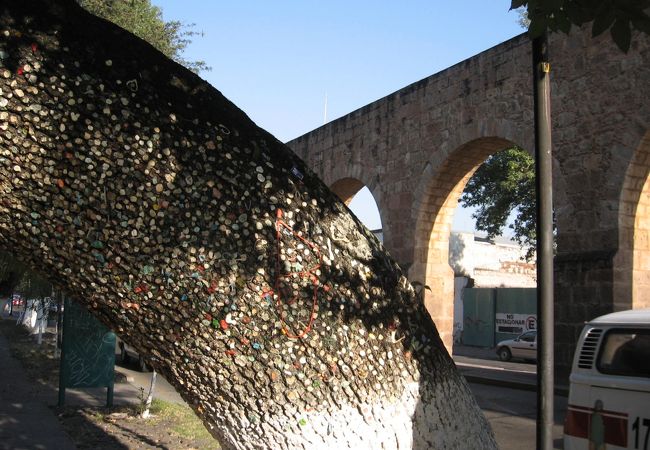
left=289, top=27, right=650, bottom=382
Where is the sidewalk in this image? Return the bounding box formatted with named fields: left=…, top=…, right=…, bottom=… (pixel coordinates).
left=115, top=364, right=186, bottom=406
left=453, top=343, right=500, bottom=360
left=0, top=330, right=77, bottom=450
left=0, top=316, right=146, bottom=450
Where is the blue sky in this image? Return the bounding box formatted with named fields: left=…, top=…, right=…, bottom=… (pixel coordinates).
left=153, top=1, right=524, bottom=232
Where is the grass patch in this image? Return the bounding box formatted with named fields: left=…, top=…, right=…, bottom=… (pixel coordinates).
left=149, top=398, right=219, bottom=448
left=1, top=316, right=221, bottom=449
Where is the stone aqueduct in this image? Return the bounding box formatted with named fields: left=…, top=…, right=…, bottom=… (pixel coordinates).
left=288, top=27, right=650, bottom=378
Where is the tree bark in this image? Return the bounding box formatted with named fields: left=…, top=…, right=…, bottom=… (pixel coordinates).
left=0, top=1, right=496, bottom=448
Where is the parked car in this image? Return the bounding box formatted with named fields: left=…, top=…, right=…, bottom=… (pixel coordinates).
left=116, top=338, right=149, bottom=372
left=10, top=297, right=25, bottom=311
left=564, top=308, right=650, bottom=450
left=495, top=330, right=537, bottom=362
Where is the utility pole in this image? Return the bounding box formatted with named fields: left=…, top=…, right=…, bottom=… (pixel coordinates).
left=533, top=31, right=554, bottom=450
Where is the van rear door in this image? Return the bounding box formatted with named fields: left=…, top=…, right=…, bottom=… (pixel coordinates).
left=565, top=328, right=650, bottom=449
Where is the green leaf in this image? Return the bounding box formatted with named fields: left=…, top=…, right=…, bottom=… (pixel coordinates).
left=564, top=2, right=591, bottom=26
left=510, top=0, right=528, bottom=10
left=460, top=147, right=537, bottom=256
left=78, top=0, right=211, bottom=74
left=528, top=16, right=548, bottom=37
left=632, top=16, right=650, bottom=35
left=543, top=0, right=563, bottom=14
left=591, top=10, right=616, bottom=37
left=554, top=13, right=572, bottom=34
left=610, top=18, right=632, bottom=52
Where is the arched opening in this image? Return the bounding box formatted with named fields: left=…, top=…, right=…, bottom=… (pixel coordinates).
left=616, top=131, right=650, bottom=310
left=450, top=146, right=537, bottom=347
left=410, top=137, right=532, bottom=351
left=634, top=173, right=650, bottom=308
left=330, top=178, right=365, bottom=206
left=330, top=178, right=383, bottom=239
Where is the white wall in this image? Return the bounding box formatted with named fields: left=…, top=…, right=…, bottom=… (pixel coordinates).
left=449, top=232, right=536, bottom=288
left=450, top=232, right=537, bottom=343
left=453, top=277, right=469, bottom=343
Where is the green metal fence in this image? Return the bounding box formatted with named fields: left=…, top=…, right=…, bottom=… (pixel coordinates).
left=462, top=288, right=496, bottom=347
left=495, top=288, right=537, bottom=343
left=462, top=287, right=536, bottom=347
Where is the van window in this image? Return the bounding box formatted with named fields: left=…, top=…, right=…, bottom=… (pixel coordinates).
left=596, top=329, right=650, bottom=377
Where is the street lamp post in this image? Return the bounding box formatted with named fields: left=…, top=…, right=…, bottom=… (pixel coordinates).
left=533, top=31, right=555, bottom=450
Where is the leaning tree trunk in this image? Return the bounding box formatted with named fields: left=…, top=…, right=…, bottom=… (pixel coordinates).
left=0, top=1, right=496, bottom=448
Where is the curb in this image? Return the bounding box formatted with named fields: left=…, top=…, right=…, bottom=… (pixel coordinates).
left=462, top=373, right=569, bottom=397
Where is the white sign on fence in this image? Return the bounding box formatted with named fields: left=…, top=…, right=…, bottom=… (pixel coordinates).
left=495, top=313, right=537, bottom=334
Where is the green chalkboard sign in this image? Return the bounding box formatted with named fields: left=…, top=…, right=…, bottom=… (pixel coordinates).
left=58, top=298, right=115, bottom=406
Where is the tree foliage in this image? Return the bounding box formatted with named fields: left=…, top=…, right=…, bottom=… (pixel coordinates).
left=17, top=269, right=52, bottom=299
left=517, top=8, right=532, bottom=28
left=512, top=0, right=650, bottom=52
left=0, top=251, right=25, bottom=297
left=460, top=147, right=537, bottom=257
left=491, top=1, right=650, bottom=256
left=0, top=252, right=52, bottom=298
left=77, top=0, right=210, bottom=73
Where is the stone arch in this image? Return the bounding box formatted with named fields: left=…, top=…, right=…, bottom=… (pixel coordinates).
left=330, top=178, right=366, bottom=206
left=409, top=137, right=528, bottom=350
left=615, top=131, right=650, bottom=310
left=329, top=176, right=385, bottom=234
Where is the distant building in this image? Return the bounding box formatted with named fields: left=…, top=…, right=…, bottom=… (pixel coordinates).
left=371, top=228, right=536, bottom=286
left=449, top=232, right=536, bottom=288
left=450, top=232, right=536, bottom=343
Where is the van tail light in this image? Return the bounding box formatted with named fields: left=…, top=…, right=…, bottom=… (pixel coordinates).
left=565, top=405, right=589, bottom=439
left=565, top=404, right=628, bottom=447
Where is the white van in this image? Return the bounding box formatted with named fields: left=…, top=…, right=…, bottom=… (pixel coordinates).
left=564, top=309, right=650, bottom=450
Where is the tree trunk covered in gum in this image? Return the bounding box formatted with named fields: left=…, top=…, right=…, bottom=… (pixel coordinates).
left=0, top=1, right=496, bottom=448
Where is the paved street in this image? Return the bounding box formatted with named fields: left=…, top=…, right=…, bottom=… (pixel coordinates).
left=469, top=382, right=567, bottom=450
left=453, top=346, right=567, bottom=450
left=456, top=355, right=539, bottom=389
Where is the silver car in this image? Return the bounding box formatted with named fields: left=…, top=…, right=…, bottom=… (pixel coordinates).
left=496, top=330, right=537, bottom=362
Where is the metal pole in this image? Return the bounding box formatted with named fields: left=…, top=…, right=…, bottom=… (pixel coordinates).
left=58, top=294, right=67, bottom=407
left=55, top=290, right=63, bottom=357
left=533, top=31, right=554, bottom=450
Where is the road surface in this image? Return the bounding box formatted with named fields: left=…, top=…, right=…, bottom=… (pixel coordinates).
left=469, top=381, right=567, bottom=449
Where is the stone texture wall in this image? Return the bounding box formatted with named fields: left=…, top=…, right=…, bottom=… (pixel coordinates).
left=288, top=26, right=650, bottom=380
left=290, top=34, right=534, bottom=269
